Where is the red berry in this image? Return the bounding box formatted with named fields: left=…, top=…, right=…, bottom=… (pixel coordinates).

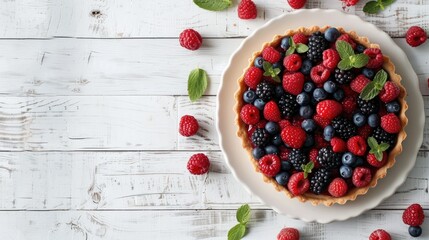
left=364, top=48, right=384, bottom=69
left=258, top=154, right=281, bottom=177
left=277, top=227, right=300, bottom=240
left=310, top=64, right=331, bottom=84
left=187, top=153, right=210, bottom=175
left=179, top=29, right=203, bottom=51
left=328, top=178, right=348, bottom=197
left=313, top=114, right=330, bottom=128
left=342, top=0, right=359, bottom=7
left=238, top=0, right=257, bottom=20
left=283, top=54, right=302, bottom=72
left=240, top=104, right=260, bottom=125
left=282, top=72, right=305, bottom=95
left=379, top=81, right=400, bottom=103
left=244, top=66, right=263, bottom=89
left=292, top=33, right=308, bottom=45
left=352, top=167, right=372, bottom=188
left=331, top=137, right=347, bottom=153
left=314, top=134, right=330, bottom=148
left=347, top=136, right=367, bottom=156
left=264, top=101, right=282, bottom=122
left=367, top=152, right=387, bottom=168
left=309, top=148, right=320, bottom=168
left=316, top=100, right=343, bottom=120
left=281, top=126, right=306, bottom=149
left=322, top=49, right=340, bottom=69
left=406, top=26, right=427, bottom=47
left=262, top=46, right=281, bottom=64
left=279, top=147, right=291, bottom=160
left=287, top=0, right=306, bottom=9
left=358, top=124, right=373, bottom=140
left=342, top=96, right=357, bottom=114
left=179, top=115, right=199, bottom=137
left=369, top=229, right=391, bottom=240
left=381, top=113, right=401, bottom=134
left=287, top=172, right=310, bottom=195
left=350, top=75, right=371, bottom=93
left=337, top=34, right=356, bottom=49
left=402, top=203, right=425, bottom=226
left=341, top=85, right=358, bottom=98
left=279, top=119, right=292, bottom=129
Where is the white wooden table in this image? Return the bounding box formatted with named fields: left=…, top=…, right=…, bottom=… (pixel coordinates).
left=0, top=1, right=428, bottom=239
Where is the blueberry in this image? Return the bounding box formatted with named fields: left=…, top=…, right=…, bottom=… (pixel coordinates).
left=254, top=98, right=266, bottom=110
left=356, top=44, right=366, bottom=53
left=275, top=85, right=285, bottom=98
left=272, top=134, right=283, bottom=146
left=301, top=59, right=313, bottom=75
left=304, top=134, right=314, bottom=147
left=296, top=92, right=311, bottom=106
left=313, top=88, right=327, bottom=102
left=299, top=105, right=314, bottom=119
left=281, top=161, right=292, bottom=171
left=304, top=81, right=316, bottom=93
left=301, top=119, right=316, bottom=132
left=324, top=28, right=340, bottom=42
left=323, top=80, right=337, bottom=94
left=265, top=121, right=280, bottom=134
left=265, top=145, right=279, bottom=155
left=252, top=147, right=265, bottom=160
left=281, top=37, right=291, bottom=50
left=243, top=90, right=257, bottom=103
left=386, top=101, right=400, bottom=113
left=340, top=165, right=353, bottom=178
left=273, top=61, right=284, bottom=71
left=353, top=112, right=367, bottom=127
left=353, top=157, right=364, bottom=168
left=368, top=114, right=379, bottom=128
left=333, top=89, right=345, bottom=101
left=254, top=57, right=264, bottom=68
left=275, top=172, right=290, bottom=186
left=408, top=226, right=422, bottom=237
left=362, top=68, right=375, bottom=79
left=323, top=125, right=335, bottom=141
left=342, top=152, right=356, bottom=166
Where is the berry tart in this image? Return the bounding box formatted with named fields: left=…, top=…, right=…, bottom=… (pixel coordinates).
left=235, top=26, right=408, bottom=206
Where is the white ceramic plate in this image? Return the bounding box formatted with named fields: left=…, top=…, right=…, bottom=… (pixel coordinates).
left=216, top=9, right=424, bottom=223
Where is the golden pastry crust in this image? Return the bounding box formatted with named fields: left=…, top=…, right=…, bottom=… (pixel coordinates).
left=234, top=26, right=408, bottom=206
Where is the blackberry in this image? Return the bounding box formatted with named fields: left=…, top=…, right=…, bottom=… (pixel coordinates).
left=357, top=96, right=378, bottom=115
left=371, top=127, right=396, bottom=147
left=251, top=128, right=270, bottom=147
left=255, top=82, right=275, bottom=102
left=331, top=117, right=357, bottom=140
left=289, top=149, right=307, bottom=171
left=307, top=32, right=329, bottom=62
left=334, top=68, right=355, bottom=84
left=317, top=147, right=341, bottom=169
left=310, top=168, right=331, bottom=195
left=278, top=93, right=298, bottom=118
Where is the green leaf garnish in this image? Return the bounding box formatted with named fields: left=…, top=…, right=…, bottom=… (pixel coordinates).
left=236, top=204, right=251, bottom=224
left=228, top=204, right=251, bottom=240
left=301, top=161, right=314, bottom=179
left=360, top=69, right=388, bottom=100
left=363, top=0, right=396, bottom=14
left=336, top=40, right=354, bottom=59
left=338, top=59, right=353, bottom=70
left=336, top=41, right=369, bottom=70
left=286, top=38, right=308, bottom=56
left=296, top=44, right=309, bottom=53
left=228, top=224, right=246, bottom=240
left=367, top=137, right=390, bottom=161
left=350, top=54, right=370, bottom=68
left=188, top=68, right=208, bottom=102
left=193, top=0, right=232, bottom=11
left=262, top=61, right=281, bottom=83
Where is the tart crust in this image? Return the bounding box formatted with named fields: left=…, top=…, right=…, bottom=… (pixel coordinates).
left=234, top=26, right=408, bottom=206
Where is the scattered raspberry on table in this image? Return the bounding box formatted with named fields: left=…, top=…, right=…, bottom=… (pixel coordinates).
left=187, top=153, right=210, bottom=175
left=179, top=29, right=202, bottom=51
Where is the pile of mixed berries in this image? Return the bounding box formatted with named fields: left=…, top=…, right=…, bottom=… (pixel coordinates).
left=239, top=27, right=404, bottom=198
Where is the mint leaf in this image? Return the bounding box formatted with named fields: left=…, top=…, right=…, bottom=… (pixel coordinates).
left=363, top=1, right=381, bottom=14
left=368, top=137, right=378, bottom=150
left=193, top=0, right=232, bottom=11
left=338, top=59, right=353, bottom=70
left=379, top=143, right=390, bottom=151
left=375, top=151, right=383, bottom=161
left=272, top=76, right=281, bottom=83
left=367, top=137, right=390, bottom=161
left=236, top=204, right=251, bottom=224
left=296, top=44, right=309, bottom=53
left=286, top=47, right=295, bottom=56
left=373, top=69, right=388, bottom=87
left=302, top=161, right=314, bottom=179
left=274, top=68, right=281, bottom=75
left=360, top=69, right=388, bottom=100
left=289, top=38, right=296, bottom=48
left=351, top=54, right=370, bottom=68
left=228, top=224, right=246, bottom=240
left=263, top=61, right=271, bottom=72
left=188, top=68, right=208, bottom=102
left=336, top=40, right=355, bottom=60
left=382, top=0, right=395, bottom=6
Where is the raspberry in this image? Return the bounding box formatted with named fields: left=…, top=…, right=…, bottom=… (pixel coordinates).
left=347, top=136, right=367, bottom=156
left=258, top=154, right=281, bottom=177
left=364, top=48, right=384, bottom=69
left=402, top=203, right=425, bottom=226
left=277, top=228, right=300, bottom=240
left=187, top=153, right=210, bottom=175
left=292, top=33, right=308, bottom=44
left=352, top=167, right=372, bottom=188
left=358, top=124, right=373, bottom=139
left=322, top=49, right=340, bottom=69
left=350, top=75, right=370, bottom=93
left=281, top=126, right=306, bottom=149
left=379, top=81, right=400, bottom=103
left=341, top=0, right=359, bottom=6
left=316, top=100, right=343, bottom=120
left=179, top=115, right=199, bottom=137
left=381, top=113, right=401, bottom=134
left=244, top=66, right=263, bottom=89
left=330, top=137, right=347, bottom=153
left=313, top=114, right=330, bottom=128
left=283, top=54, right=303, bottom=72
left=238, top=0, right=257, bottom=20
left=341, top=96, right=357, bottom=114
left=279, top=119, right=292, bottom=129
left=367, top=152, right=387, bottom=168
left=240, top=104, right=260, bottom=125
left=179, top=29, right=203, bottom=51
left=314, top=134, right=330, bottom=148
left=287, top=0, right=306, bottom=9
left=337, top=34, right=356, bottom=49
left=282, top=72, right=305, bottom=95
left=328, top=178, right=348, bottom=197
left=369, top=229, right=391, bottom=240
left=406, top=26, right=427, bottom=47
left=309, top=148, right=320, bottom=168
left=287, top=172, right=310, bottom=195
left=262, top=46, right=281, bottom=64
left=264, top=101, right=282, bottom=122
left=310, top=64, right=331, bottom=84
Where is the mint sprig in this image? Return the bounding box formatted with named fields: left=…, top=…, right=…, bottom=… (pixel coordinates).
left=336, top=41, right=369, bottom=70
left=193, top=0, right=232, bottom=11
left=228, top=204, right=251, bottom=240
left=363, top=0, right=396, bottom=14
left=368, top=137, right=390, bottom=161
left=360, top=69, right=388, bottom=100
left=263, top=61, right=281, bottom=83
left=286, top=38, right=309, bottom=56
left=301, top=161, right=314, bottom=179
left=188, top=68, right=208, bottom=102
